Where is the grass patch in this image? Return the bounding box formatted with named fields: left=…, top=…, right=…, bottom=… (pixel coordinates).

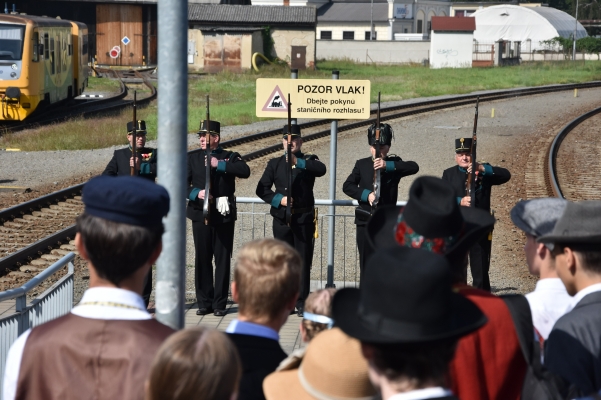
left=86, top=76, right=122, bottom=93
left=2, top=60, right=601, bottom=151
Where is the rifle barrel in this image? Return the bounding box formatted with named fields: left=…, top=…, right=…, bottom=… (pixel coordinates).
left=130, top=91, right=137, bottom=176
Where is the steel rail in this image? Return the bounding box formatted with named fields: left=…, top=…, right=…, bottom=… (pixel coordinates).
left=547, top=104, right=601, bottom=198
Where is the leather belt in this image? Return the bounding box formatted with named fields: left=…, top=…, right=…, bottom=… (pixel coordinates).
left=291, top=207, right=312, bottom=215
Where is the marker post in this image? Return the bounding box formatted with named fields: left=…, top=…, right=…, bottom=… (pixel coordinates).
left=326, top=70, right=339, bottom=288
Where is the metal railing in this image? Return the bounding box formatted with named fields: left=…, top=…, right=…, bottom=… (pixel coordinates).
left=0, top=253, right=75, bottom=395
left=233, top=198, right=406, bottom=290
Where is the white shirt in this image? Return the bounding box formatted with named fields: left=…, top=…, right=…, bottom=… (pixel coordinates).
left=387, top=387, right=454, bottom=400
left=2, top=287, right=150, bottom=400
left=525, top=278, right=574, bottom=340
left=572, top=282, right=601, bottom=306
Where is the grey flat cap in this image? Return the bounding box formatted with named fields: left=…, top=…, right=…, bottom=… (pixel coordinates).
left=510, top=198, right=567, bottom=238
left=538, top=200, right=601, bottom=245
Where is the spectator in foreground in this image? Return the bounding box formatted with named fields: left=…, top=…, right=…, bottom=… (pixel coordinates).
left=3, top=176, right=175, bottom=400
left=333, top=247, right=487, bottom=400
left=366, top=176, right=527, bottom=400
left=510, top=198, right=573, bottom=342
left=227, top=238, right=301, bottom=400
left=541, top=201, right=601, bottom=396
left=277, top=288, right=336, bottom=371
left=146, top=327, right=241, bottom=400
left=263, top=328, right=376, bottom=400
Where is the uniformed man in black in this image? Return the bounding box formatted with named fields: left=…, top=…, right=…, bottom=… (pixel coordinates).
left=102, top=120, right=157, bottom=307
left=103, top=120, right=157, bottom=181
left=255, top=125, right=326, bottom=316
left=187, top=120, right=250, bottom=317
left=442, top=137, right=511, bottom=291
left=342, top=123, right=419, bottom=282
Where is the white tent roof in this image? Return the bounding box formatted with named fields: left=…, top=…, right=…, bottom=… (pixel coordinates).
left=472, top=5, right=587, bottom=49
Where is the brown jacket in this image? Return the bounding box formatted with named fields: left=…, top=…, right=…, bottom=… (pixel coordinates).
left=16, top=313, right=174, bottom=400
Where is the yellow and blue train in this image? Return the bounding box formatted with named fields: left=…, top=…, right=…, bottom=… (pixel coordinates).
left=0, top=14, right=89, bottom=121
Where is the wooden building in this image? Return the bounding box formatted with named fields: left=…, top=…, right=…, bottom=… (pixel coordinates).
left=12, top=0, right=160, bottom=66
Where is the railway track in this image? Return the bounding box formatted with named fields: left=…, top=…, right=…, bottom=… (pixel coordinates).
left=1, top=80, right=601, bottom=284
left=0, top=69, right=157, bottom=135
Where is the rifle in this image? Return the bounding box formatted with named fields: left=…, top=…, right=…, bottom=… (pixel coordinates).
left=130, top=90, right=137, bottom=176
left=466, top=97, right=479, bottom=207
left=286, top=93, right=292, bottom=226
left=372, top=92, right=381, bottom=212
left=203, top=95, right=211, bottom=225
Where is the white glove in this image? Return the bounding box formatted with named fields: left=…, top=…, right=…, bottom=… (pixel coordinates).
left=217, top=196, right=230, bottom=216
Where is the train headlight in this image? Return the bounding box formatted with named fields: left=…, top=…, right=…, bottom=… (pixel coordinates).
left=11, top=64, right=17, bottom=70
left=10, top=72, right=16, bottom=78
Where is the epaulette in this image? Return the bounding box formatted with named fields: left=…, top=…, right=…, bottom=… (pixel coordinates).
left=304, top=153, right=319, bottom=160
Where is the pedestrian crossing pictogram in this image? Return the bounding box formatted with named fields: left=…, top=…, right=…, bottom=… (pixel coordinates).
left=261, top=85, right=288, bottom=112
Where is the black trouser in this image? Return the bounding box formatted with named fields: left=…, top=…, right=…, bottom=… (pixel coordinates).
left=273, top=218, right=314, bottom=310
left=142, top=271, right=152, bottom=308
left=192, top=220, right=235, bottom=311
left=356, top=224, right=374, bottom=285
left=469, top=234, right=492, bottom=291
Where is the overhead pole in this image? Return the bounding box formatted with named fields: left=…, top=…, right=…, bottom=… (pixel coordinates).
left=370, top=0, right=375, bottom=40
left=156, top=0, right=188, bottom=329
left=573, top=0, right=579, bottom=61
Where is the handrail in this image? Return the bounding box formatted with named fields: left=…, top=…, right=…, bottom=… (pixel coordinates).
left=0, top=252, right=75, bottom=302
left=235, top=197, right=407, bottom=207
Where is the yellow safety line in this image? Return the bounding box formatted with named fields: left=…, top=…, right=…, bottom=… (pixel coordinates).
left=0, top=148, right=20, bottom=151
left=0, top=186, right=28, bottom=189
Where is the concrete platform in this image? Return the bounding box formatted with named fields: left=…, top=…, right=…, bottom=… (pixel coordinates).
left=183, top=302, right=304, bottom=354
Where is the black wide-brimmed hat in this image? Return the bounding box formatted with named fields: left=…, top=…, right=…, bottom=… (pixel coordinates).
left=199, top=120, right=220, bottom=135
left=282, top=124, right=301, bottom=138
left=127, top=120, right=146, bottom=134
left=366, top=176, right=495, bottom=265
left=455, top=137, right=472, bottom=153
left=332, top=246, right=487, bottom=343
left=367, top=123, right=393, bottom=146
left=538, top=200, right=601, bottom=246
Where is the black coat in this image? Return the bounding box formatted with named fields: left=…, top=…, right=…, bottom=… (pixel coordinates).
left=441, top=164, right=511, bottom=212
left=102, top=147, right=157, bottom=181
left=256, top=152, right=326, bottom=225
left=227, top=333, right=287, bottom=400
left=186, top=148, right=250, bottom=225
left=343, top=155, right=419, bottom=225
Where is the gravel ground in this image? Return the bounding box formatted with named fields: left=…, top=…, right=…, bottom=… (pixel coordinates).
left=3, top=86, right=601, bottom=303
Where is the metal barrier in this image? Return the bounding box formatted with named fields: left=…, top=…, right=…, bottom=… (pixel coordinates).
left=233, top=198, right=406, bottom=290
left=0, top=252, right=75, bottom=395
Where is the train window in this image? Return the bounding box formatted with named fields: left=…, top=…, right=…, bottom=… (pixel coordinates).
left=32, top=31, right=39, bottom=62
left=50, top=37, right=55, bottom=74
left=82, top=35, right=88, bottom=56
left=44, top=33, right=49, bottom=59
left=0, top=24, right=25, bottom=60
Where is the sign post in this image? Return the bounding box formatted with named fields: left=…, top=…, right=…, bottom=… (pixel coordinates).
left=256, top=77, right=370, bottom=288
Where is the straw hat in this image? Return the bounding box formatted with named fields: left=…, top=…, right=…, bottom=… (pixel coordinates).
left=263, top=328, right=376, bottom=400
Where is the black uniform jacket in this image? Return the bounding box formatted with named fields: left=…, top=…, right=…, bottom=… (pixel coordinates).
left=102, top=147, right=157, bottom=181
left=186, top=148, right=250, bottom=225
left=442, top=164, right=511, bottom=212
left=256, top=152, right=326, bottom=225
left=343, top=155, right=419, bottom=225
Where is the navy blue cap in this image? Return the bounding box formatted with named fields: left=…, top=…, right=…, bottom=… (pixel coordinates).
left=82, top=176, right=169, bottom=228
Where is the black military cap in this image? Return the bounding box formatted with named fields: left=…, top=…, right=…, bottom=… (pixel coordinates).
left=199, top=120, right=221, bottom=135
left=127, top=120, right=147, bottom=134
left=367, top=123, right=393, bottom=146
left=455, top=138, right=472, bottom=153
left=282, top=124, right=301, bottom=138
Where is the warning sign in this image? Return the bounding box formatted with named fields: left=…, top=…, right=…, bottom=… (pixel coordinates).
left=256, top=78, right=371, bottom=120
left=109, top=46, right=121, bottom=59
left=262, top=85, right=288, bottom=112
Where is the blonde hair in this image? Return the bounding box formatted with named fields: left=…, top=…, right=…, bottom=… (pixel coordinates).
left=302, top=288, right=336, bottom=341
left=146, top=327, right=241, bottom=400
left=234, top=239, right=302, bottom=322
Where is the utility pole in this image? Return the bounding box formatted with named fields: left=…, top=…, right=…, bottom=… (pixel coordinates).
left=573, top=0, right=579, bottom=61
left=370, top=0, right=374, bottom=40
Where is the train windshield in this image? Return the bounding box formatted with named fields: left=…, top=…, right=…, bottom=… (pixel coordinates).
left=0, top=24, right=25, bottom=60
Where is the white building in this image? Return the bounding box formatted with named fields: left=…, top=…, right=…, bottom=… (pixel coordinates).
left=472, top=5, right=588, bottom=50
left=429, top=16, right=475, bottom=68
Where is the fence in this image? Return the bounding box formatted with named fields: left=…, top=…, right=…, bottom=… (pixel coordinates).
left=473, top=42, right=495, bottom=67
left=0, top=253, right=75, bottom=395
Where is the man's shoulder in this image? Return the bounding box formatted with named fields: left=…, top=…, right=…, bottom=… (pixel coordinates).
left=442, top=165, right=459, bottom=175
left=227, top=333, right=286, bottom=354
left=457, top=286, right=511, bottom=317
left=554, top=293, right=601, bottom=330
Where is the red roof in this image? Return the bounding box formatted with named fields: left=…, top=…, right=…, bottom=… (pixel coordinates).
left=431, top=16, right=476, bottom=32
